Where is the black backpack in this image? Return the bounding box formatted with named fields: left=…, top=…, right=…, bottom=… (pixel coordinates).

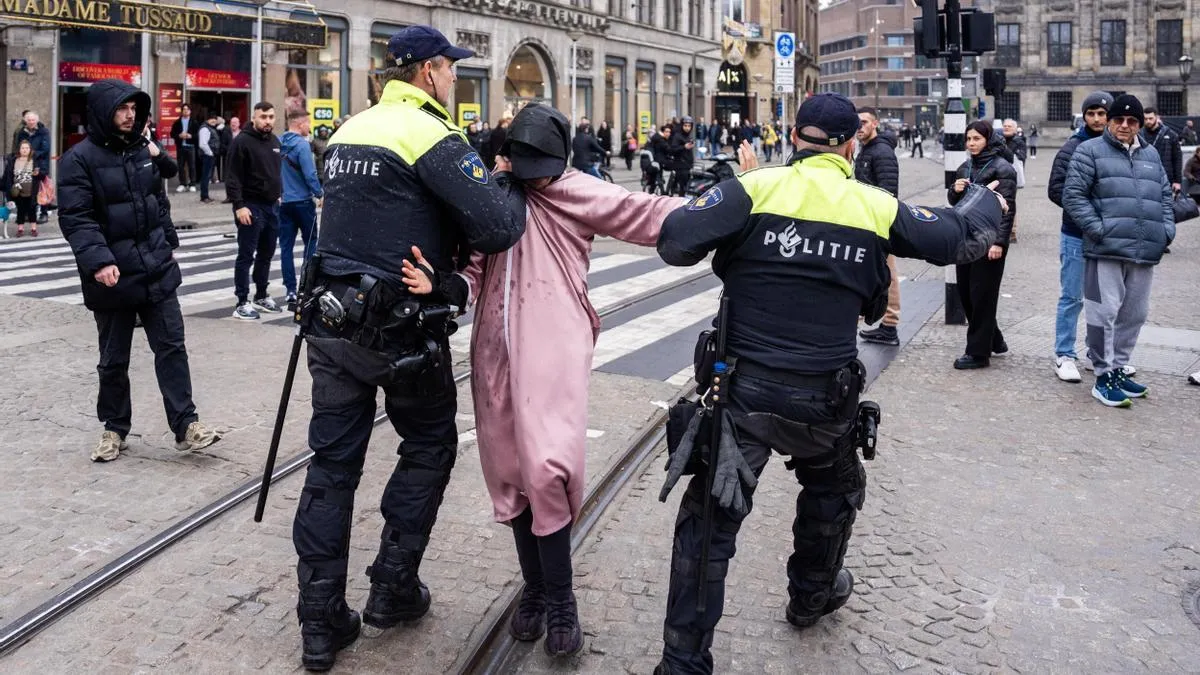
left=205, top=124, right=221, bottom=155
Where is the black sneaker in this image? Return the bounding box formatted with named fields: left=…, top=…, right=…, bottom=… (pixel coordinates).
left=953, top=354, right=990, bottom=370
left=858, top=325, right=900, bottom=346
left=543, top=590, right=583, bottom=657
left=509, top=581, right=547, bottom=641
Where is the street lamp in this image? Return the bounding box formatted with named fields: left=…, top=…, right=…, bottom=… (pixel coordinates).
left=567, top=29, right=584, bottom=137
left=1179, top=54, right=1193, bottom=115
left=869, top=9, right=885, bottom=110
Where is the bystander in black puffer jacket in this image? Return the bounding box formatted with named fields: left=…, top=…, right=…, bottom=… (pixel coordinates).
left=58, top=78, right=180, bottom=311
left=948, top=134, right=1018, bottom=246
left=854, top=130, right=899, bottom=196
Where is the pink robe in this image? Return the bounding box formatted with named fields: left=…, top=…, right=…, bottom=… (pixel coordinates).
left=461, top=170, right=687, bottom=535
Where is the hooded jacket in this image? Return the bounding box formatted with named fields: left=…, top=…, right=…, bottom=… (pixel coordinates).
left=948, top=134, right=1018, bottom=247
left=225, top=123, right=282, bottom=209
left=1049, top=124, right=1104, bottom=237
left=854, top=131, right=899, bottom=197
left=280, top=130, right=323, bottom=203
left=1063, top=130, right=1174, bottom=264
left=57, top=78, right=181, bottom=311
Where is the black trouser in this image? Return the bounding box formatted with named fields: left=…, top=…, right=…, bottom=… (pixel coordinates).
left=911, top=141, right=924, bottom=157
left=670, top=166, right=690, bottom=196
left=956, top=253, right=1007, bottom=358
left=234, top=201, right=279, bottom=304
left=177, top=147, right=196, bottom=187
left=660, top=368, right=865, bottom=674
left=94, top=292, right=198, bottom=441
left=293, top=322, right=458, bottom=584
left=199, top=154, right=214, bottom=201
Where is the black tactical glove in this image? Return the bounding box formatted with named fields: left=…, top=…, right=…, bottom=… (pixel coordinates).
left=710, top=409, right=757, bottom=518
left=659, top=407, right=704, bottom=502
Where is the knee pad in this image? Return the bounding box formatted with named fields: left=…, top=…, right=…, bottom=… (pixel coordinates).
left=789, top=491, right=859, bottom=592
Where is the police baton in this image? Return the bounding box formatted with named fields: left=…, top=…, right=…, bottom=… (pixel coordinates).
left=254, top=254, right=321, bottom=522
left=696, top=294, right=730, bottom=614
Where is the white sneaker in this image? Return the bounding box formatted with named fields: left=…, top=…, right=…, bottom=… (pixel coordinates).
left=175, top=185, right=186, bottom=193
left=175, top=421, right=221, bottom=452
left=232, top=302, right=260, bottom=320
left=91, top=430, right=128, bottom=462
left=1054, top=356, right=1082, bottom=383
left=1189, top=372, right=1200, bottom=386
left=188, top=185, right=197, bottom=192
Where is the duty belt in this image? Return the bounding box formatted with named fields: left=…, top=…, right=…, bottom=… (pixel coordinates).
left=734, top=358, right=837, bottom=389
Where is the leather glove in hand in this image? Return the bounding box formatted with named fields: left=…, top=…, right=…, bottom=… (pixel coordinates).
left=710, top=409, right=757, bottom=518
left=659, top=408, right=704, bottom=502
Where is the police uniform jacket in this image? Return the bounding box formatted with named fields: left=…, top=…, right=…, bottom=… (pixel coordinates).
left=316, top=79, right=526, bottom=290
left=657, top=150, right=1003, bottom=374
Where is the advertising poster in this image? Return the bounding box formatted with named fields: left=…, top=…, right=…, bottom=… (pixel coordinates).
left=59, top=62, right=141, bottom=85
left=637, top=110, right=652, bottom=146
left=307, top=98, right=339, bottom=132
left=457, top=103, right=481, bottom=129
left=158, top=83, right=184, bottom=158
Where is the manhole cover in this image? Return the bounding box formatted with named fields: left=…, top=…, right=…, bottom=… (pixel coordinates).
left=1184, top=582, right=1200, bottom=632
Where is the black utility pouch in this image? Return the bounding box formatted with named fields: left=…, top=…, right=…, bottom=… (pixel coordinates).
left=666, top=398, right=708, bottom=475
left=693, top=330, right=716, bottom=389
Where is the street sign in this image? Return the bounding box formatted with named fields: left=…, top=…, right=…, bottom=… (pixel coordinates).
left=775, top=33, right=795, bottom=59
left=774, top=31, right=796, bottom=91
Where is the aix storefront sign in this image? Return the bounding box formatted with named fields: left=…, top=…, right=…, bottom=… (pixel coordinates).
left=717, top=62, right=747, bottom=93
left=0, top=0, right=326, bottom=48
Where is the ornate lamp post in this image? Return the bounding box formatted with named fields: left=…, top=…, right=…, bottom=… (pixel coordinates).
left=567, top=29, right=585, bottom=135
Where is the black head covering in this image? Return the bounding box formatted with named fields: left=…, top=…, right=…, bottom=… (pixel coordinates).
left=500, top=103, right=571, bottom=180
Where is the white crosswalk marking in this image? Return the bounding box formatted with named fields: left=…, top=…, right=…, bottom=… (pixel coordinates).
left=591, top=287, right=721, bottom=368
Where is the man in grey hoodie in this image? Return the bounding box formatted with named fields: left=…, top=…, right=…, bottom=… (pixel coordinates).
left=1062, top=94, right=1174, bottom=408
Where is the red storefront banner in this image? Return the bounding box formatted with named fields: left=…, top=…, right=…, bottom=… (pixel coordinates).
left=158, top=83, right=184, bottom=158
left=59, top=62, right=142, bottom=86
left=185, top=68, right=251, bottom=90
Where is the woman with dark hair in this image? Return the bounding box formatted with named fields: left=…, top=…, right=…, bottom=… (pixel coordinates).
left=948, top=120, right=1018, bottom=369
left=2, top=139, right=39, bottom=236
left=400, top=102, right=685, bottom=660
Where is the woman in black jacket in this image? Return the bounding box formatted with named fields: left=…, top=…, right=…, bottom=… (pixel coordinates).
left=948, top=120, right=1017, bottom=370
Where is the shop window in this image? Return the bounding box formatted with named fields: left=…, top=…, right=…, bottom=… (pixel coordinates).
left=455, top=67, right=490, bottom=128
left=368, top=22, right=409, bottom=107
left=59, top=28, right=140, bottom=66
left=663, top=68, right=681, bottom=119
left=285, top=18, right=348, bottom=119
left=636, top=64, right=656, bottom=129
left=606, top=58, right=627, bottom=135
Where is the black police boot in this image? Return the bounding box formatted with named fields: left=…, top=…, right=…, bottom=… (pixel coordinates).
left=362, top=544, right=431, bottom=628
left=786, top=569, right=855, bottom=629
left=953, top=354, right=990, bottom=370
left=509, top=508, right=547, bottom=641
left=653, top=662, right=674, bottom=675
left=297, top=578, right=361, bottom=672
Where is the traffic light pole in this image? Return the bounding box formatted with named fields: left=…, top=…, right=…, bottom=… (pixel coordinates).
left=941, top=0, right=968, bottom=325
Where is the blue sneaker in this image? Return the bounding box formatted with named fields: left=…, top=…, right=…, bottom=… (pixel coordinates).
left=1092, top=372, right=1132, bottom=408
left=1113, top=370, right=1148, bottom=398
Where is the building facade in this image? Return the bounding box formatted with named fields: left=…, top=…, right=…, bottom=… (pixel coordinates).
left=0, top=0, right=731, bottom=167
left=817, top=0, right=984, bottom=129
left=982, top=0, right=1199, bottom=126
left=710, top=0, right=820, bottom=131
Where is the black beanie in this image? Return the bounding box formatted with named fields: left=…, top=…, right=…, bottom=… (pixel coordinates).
left=1107, top=94, right=1144, bottom=127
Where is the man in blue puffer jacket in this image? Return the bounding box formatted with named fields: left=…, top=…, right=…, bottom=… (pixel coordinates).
left=1062, top=94, right=1175, bottom=408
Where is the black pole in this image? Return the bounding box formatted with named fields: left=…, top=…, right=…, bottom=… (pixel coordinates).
left=941, top=0, right=967, bottom=325
left=253, top=330, right=303, bottom=522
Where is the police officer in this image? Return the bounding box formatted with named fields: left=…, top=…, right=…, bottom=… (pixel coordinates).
left=290, top=26, right=525, bottom=672
left=653, top=93, right=1007, bottom=674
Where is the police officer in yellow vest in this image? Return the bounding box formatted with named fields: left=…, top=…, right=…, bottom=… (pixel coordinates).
left=653, top=93, right=1007, bottom=674
left=291, top=26, right=525, bottom=672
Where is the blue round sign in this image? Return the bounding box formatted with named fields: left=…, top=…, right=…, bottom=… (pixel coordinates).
left=776, top=34, right=795, bottom=58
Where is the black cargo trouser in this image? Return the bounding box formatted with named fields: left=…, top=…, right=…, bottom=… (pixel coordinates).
left=292, top=320, right=458, bottom=585
left=660, top=367, right=866, bottom=674
left=94, top=291, right=198, bottom=441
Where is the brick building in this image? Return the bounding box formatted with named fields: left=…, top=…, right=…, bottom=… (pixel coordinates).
left=816, top=0, right=980, bottom=129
